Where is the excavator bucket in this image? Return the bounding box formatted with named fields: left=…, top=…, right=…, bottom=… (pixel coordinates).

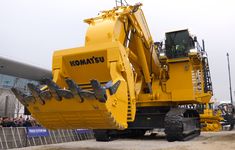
left=12, top=42, right=134, bottom=130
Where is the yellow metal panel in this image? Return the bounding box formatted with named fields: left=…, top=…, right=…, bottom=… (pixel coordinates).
left=166, top=61, right=194, bottom=101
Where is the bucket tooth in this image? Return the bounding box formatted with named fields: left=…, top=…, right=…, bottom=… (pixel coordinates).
left=91, top=79, right=107, bottom=103
left=24, top=95, right=36, bottom=104
left=57, top=89, right=74, bottom=99
left=27, top=83, right=45, bottom=105
left=80, top=90, right=95, bottom=100
left=106, top=80, right=121, bottom=95
left=11, top=88, right=28, bottom=106
left=41, top=78, right=62, bottom=101
left=65, top=78, right=84, bottom=102
left=40, top=90, right=52, bottom=101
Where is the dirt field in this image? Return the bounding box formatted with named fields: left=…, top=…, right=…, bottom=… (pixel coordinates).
left=16, top=131, right=235, bottom=150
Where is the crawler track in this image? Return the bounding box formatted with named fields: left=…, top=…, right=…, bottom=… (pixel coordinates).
left=164, top=108, right=200, bottom=141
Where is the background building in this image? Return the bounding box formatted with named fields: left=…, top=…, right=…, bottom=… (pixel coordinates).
left=0, top=56, right=51, bottom=117
left=0, top=74, right=38, bottom=117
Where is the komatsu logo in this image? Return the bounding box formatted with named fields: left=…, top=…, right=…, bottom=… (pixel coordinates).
left=69, top=56, right=105, bottom=66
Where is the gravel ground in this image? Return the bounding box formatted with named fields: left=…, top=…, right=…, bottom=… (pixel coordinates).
left=14, top=131, right=235, bottom=150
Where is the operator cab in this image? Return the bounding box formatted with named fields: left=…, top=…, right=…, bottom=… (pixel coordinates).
left=165, top=29, right=195, bottom=59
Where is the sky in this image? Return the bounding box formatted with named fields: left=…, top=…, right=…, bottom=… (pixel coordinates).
left=0, top=0, right=235, bottom=102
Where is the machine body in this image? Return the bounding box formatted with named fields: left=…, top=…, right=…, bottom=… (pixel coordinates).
left=12, top=4, right=213, bottom=141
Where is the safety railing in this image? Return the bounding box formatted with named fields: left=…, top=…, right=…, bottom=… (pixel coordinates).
left=0, top=127, right=94, bottom=149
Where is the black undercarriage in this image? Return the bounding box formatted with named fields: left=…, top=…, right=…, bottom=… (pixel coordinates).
left=94, top=106, right=201, bottom=142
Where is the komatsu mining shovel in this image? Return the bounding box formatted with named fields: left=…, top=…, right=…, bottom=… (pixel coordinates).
left=12, top=42, right=136, bottom=130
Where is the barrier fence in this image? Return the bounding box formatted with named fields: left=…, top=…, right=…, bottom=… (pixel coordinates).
left=0, top=127, right=94, bottom=149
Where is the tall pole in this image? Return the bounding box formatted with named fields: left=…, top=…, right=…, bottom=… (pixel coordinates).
left=4, top=96, right=9, bottom=117
left=227, top=53, right=233, bottom=104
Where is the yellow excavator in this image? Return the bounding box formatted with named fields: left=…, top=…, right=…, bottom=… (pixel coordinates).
left=12, top=3, right=213, bottom=141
